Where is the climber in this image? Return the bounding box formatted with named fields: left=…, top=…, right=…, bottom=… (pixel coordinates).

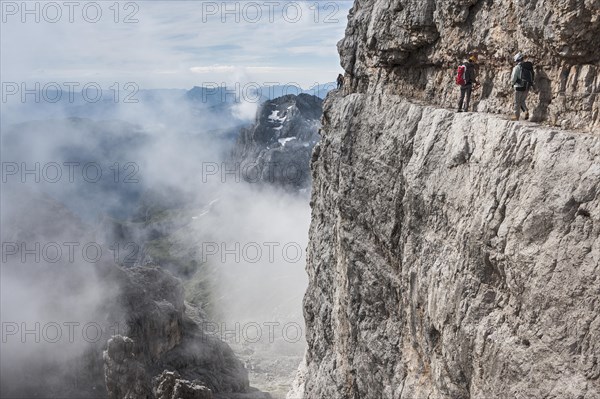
left=511, top=53, right=535, bottom=121
left=337, top=73, right=344, bottom=90
left=456, top=54, right=480, bottom=113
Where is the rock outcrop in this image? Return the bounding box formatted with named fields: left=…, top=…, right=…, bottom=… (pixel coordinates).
left=233, top=94, right=323, bottom=189
left=104, top=335, right=154, bottom=399
left=338, top=0, right=599, bottom=131
left=104, top=266, right=252, bottom=399
left=154, top=370, right=213, bottom=399
left=294, top=0, right=600, bottom=398
left=103, top=343, right=216, bottom=399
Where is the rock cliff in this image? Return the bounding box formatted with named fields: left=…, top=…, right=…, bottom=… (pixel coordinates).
left=338, top=0, right=599, bottom=131
left=293, top=0, right=600, bottom=398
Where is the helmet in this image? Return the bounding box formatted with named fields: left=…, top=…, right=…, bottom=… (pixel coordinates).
left=469, top=54, right=478, bottom=62
left=514, top=53, right=524, bottom=62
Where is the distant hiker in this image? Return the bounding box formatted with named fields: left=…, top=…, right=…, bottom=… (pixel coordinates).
left=511, top=53, right=535, bottom=121
left=337, top=74, right=344, bottom=90
left=456, top=54, right=480, bottom=112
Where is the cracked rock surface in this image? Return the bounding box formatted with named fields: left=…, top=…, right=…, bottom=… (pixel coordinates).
left=291, top=1, right=600, bottom=397
left=294, top=92, right=600, bottom=398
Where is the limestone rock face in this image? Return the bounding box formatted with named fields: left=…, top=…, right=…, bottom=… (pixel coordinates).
left=297, top=91, right=600, bottom=398
left=338, top=0, right=600, bottom=131
left=294, top=1, right=600, bottom=397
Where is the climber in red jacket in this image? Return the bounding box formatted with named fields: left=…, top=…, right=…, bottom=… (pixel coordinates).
left=456, top=53, right=480, bottom=112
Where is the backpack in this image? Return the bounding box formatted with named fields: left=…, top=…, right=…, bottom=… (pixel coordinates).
left=455, top=64, right=466, bottom=86
left=519, top=62, right=535, bottom=89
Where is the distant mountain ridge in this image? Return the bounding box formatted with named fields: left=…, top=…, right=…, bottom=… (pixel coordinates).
left=232, top=93, right=323, bottom=190
left=185, top=82, right=333, bottom=104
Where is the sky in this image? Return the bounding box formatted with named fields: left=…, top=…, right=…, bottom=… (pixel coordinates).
left=1, top=1, right=352, bottom=89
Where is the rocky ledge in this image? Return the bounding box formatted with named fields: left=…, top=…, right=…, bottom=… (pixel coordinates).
left=338, top=0, right=599, bottom=132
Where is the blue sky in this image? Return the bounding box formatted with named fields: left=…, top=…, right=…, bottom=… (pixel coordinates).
left=1, top=1, right=352, bottom=89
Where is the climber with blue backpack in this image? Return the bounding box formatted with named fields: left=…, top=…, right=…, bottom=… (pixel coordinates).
left=511, top=53, right=535, bottom=120
left=456, top=54, right=480, bottom=113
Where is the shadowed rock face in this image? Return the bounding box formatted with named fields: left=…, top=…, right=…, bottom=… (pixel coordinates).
left=104, top=266, right=252, bottom=399
left=338, top=0, right=600, bottom=131
left=233, top=94, right=323, bottom=190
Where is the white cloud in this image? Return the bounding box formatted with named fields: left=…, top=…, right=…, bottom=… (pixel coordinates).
left=1, top=1, right=351, bottom=89
left=232, top=99, right=259, bottom=121
left=190, top=65, right=239, bottom=73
